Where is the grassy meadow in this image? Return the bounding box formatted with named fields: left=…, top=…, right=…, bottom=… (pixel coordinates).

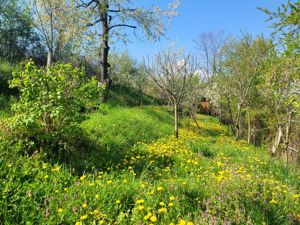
left=1, top=96, right=299, bottom=224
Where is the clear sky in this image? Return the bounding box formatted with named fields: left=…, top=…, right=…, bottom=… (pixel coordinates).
left=112, top=0, right=293, bottom=60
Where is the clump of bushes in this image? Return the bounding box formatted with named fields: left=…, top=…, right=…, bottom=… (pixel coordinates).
left=2, top=61, right=102, bottom=158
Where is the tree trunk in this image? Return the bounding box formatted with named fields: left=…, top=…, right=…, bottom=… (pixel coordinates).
left=271, top=125, right=282, bottom=155
left=47, top=50, right=52, bottom=68
left=235, top=103, right=242, bottom=139
left=99, top=2, right=112, bottom=103
left=284, top=112, right=292, bottom=167
left=174, top=103, right=179, bottom=139
left=247, top=107, right=251, bottom=144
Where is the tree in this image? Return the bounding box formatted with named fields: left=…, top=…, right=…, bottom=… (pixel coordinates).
left=260, top=52, right=299, bottom=158
left=219, top=35, right=272, bottom=139
left=76, top=0, right=179, bottom=102
left=0, top=0, right=43, bottom=63
left=259, top=1, right=300, bottom=158
left=194, top=31, right=227, bottom=116
left=146, top=48, right=198, bottom=138
left=31, top=0, right=85, bottom=67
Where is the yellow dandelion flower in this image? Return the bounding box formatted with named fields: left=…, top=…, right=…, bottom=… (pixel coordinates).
left=57, top=208, right=63, bottom=213
left=137, top=205, right=145, bottom=210
left=269, top=199, right=277, bottom=204
left=136, top=199, right=144, bottom=204
left=169, top=196, right=176, bottom=201
left=80, top=215, right=88, bottom=220
left=95, top=194, right=100, bottom=200
left=82, top=203, right=87, bottom=208
left=116, top=200, right=121, bottom=204
left=187, top=222, right=194, bottom=225
left=168, top=203, right=174, bottom=207
left=292, top=194, right=299, bottom=198
left=158, top=207, right=167, bottom=214
left=99, top=220, right=104, bottom=224
left=159, top=202, right=165, bottom=206
left=107, top=180, right=113, bottom=184
left=178, top=219, right=186, bottom=225
left=80, top=175, right=86, bottom=181
left=150, top=215, right=157, bottom=222
left=75, top=221, right=81, bottom=225
left=157, top=187, right=164, bottom=191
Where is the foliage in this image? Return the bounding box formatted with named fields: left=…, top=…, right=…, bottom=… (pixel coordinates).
left=0, top=0, right=44, bottom=63
left=0, top=110, right=299, bottom=224
left=4, top=61, right=102, bottom=157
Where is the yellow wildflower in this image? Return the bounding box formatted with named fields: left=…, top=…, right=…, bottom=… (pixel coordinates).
left=80, top=175, right=86, bottom=181
left=57, top=208, right=63, bottom=213
left=137, top=205, right=145, bottom=210
left=157, top=187, right=164, bottom=191
left=158, top=207, right=167, bottom=214
left=82, top=203, right=87, bottom=208
left=150, top=215, right=157, bottom=222
left=136, top=199, right=145, bottom=204
left=80, top=215, right=88, bottom=220
left=169, top=196, right=176, bottom=201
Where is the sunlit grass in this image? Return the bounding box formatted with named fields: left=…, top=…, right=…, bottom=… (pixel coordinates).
left=0, top=106, right=299, bottom=224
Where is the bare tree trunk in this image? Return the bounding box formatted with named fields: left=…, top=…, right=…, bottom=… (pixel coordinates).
left=174, top=103, right=179, bottom=139
left=271, top=125, right=282, bottom=155
left=47, top=50, right=52, bottom=68
left=99, top=2, right=112, bottom=103
left=284, top=112, right=292, bottom=167
left=235, top=103, right=242, bottom=139
left=247, top=107, right=251, bottom=144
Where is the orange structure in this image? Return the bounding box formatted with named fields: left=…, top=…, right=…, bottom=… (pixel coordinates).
left=200, top=98, right=210, bottom=114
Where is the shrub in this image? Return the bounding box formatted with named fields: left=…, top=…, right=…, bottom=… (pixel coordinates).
left=4, top=61, right=102, bottom=158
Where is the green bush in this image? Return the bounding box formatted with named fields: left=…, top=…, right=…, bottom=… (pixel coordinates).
left=4, top=61, right=102, bottom=158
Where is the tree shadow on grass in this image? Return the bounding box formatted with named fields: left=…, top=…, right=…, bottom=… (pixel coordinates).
left=56, top=129, right=175, bottom=177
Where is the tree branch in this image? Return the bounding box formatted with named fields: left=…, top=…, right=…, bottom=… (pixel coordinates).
left=87, top=18, right=102, bottom=26
left=108, top=24, right=136, bottom=31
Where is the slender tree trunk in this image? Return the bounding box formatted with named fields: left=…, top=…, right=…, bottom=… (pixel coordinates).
left=99, top=2, right=112, bottom=103
left=284, top=112, right=292, bottom=167
left=47, top=50, right=52, bottom=68
left=235, top=103, right=242, bottom=139
left=271, top=124, right=282, bottom=155
left=247, top=107, right=251, bottom=144
left=174, top=103, right=179, bottom=139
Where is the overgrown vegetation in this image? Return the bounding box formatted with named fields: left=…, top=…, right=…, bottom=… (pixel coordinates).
left=2, top=62, right=102, bottom=159
left=0, top=0, right=299, bottom=224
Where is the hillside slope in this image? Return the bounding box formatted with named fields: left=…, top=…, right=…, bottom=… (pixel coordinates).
left=0, top=107, right=299, bottom=225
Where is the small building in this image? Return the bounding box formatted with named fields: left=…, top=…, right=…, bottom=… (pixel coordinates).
left=200, top=97, right=210, bottom=114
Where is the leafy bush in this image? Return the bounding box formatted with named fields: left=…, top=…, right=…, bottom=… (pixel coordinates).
left=4, top=61, right=102, bottom=158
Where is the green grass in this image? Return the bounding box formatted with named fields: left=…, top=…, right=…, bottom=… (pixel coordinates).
left=107, top=84, right=164, bottom=107
left=0, top=107, right=299, bottom=225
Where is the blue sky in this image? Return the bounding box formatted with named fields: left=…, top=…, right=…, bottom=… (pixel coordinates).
left=112, top=0, right=292, bottom=60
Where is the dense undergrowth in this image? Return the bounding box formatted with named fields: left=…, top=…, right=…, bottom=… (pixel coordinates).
left=1, top=104, right=299, bottom=225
